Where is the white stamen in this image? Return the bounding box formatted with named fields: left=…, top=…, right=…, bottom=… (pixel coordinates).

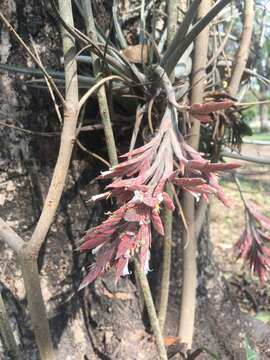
left=92, top=243, right=104, bottom=255
left=100, top=170, right=113, bottom=177
left=91, top=192, right=110, bottom=202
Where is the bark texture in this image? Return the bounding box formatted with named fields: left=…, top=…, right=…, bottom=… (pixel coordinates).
left=1, top=1, right=270, bottom=360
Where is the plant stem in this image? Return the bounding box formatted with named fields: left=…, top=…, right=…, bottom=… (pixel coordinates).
left=26, top=0, right=79, bottom=257
left=134, top=258, right=168, bottom=360
left=0, top=12, right=65, bottom=105
left=157, top=0, right=177, bottom=332
left=227, top=0, right=254, bottom=97
left=0, top=218, right=24, bottom=253
left=0, top=292, right=20, bottom=360
left=158, top=184, right=173, bottom=333
left=0, top=219, right=55, bottom=360
left=20, top=256, right=55, bottom=360
left=178, top=0, right=211, bottom=350
left=81, top=0, right=118, bottom=166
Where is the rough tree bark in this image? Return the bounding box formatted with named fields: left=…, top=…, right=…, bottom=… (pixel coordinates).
left=1, top=1, right=270, bottom=360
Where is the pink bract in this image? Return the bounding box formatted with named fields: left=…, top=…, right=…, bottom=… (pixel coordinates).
left=79, top=100, right=240, bottom=289
left=235, top=201, right=270, bottom=284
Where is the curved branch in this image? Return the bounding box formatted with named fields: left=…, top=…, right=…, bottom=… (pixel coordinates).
left=25, top=0, right=79, bottom=257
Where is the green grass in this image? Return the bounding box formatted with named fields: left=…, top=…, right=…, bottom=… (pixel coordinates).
left=244, top=132, right=270, bottom=142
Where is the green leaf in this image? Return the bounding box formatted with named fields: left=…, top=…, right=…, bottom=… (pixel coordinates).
left=254, top=311, right=270, bottom=324
left=244, top=337, right=260, bottom=360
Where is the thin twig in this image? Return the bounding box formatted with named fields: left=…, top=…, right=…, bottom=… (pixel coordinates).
left=31, top=39, right=63, bottom=124
left=236, top=99, right=270, bottom=107
left=173, top=186, right=188, bottom=232
left=233, top=173, right=248, bottom=208
left=206, top=17, right=234, bottom=68
left=78, top=75, right=125, bottom=111
left=133, top=258, right=168, bottom=360
left=81, top=0, right=118, bottom=166
left=158, top=184, right=173, bottom=333
left=129, top=105, right=145, bottom=154
left=0, top=11, right=65, bottom=106
left=76, top=139, right=110, bottom=167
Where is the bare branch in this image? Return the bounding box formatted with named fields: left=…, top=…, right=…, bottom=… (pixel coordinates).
left=227, top=0, right=254, bottom=97
left=0, top=218, right=24, bottom=253
left=78, top=75, right=125, bottom=111
left=133, top=258, right=168, bottom=360
left=81, top=0, right=118, bottom=166
left=26, top=0, right=79, bottom=256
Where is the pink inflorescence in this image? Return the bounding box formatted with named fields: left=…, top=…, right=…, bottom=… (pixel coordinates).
left=79, top=101, right=240, bottom=288
left=236, top=201, right=270, bottom=284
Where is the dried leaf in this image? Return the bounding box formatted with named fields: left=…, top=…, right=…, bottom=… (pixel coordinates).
left=121, top=44, right=149, bottom=63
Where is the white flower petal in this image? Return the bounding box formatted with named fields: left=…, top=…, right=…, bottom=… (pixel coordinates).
left=122, top=260, right=130, bottom=276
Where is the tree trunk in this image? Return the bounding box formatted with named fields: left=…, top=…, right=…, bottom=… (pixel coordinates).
left=1, top=1, right=270, bottom=360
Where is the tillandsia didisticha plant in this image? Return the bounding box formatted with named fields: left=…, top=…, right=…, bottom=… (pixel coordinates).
left=79, top=73, right=240, bottom=288
left=236, top=197, right=270, bottom=285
